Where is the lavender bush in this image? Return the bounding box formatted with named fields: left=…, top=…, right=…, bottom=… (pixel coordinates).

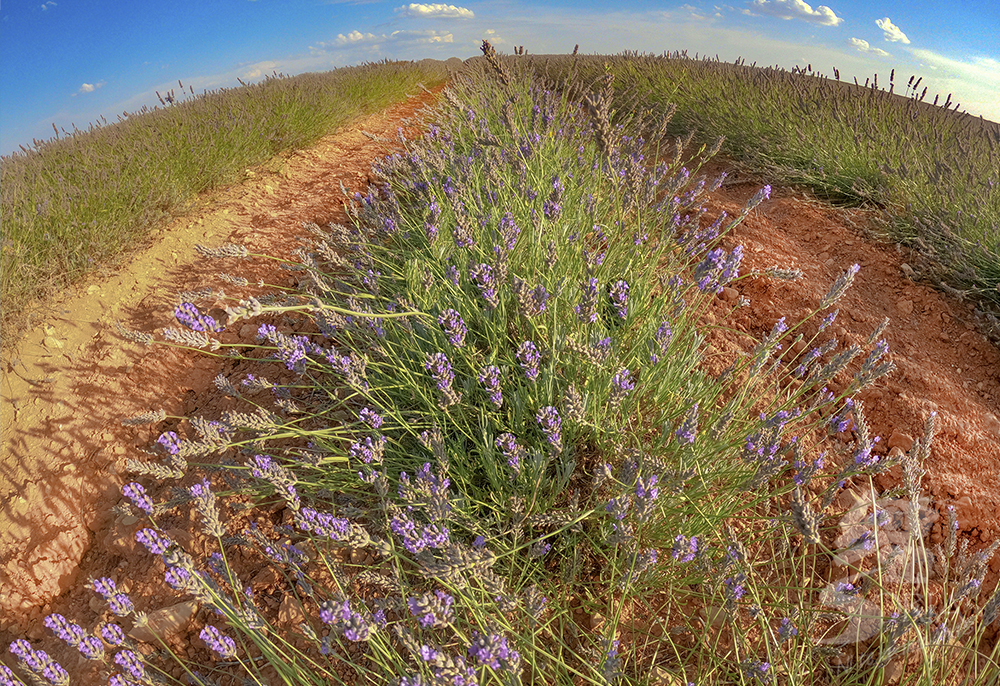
left=7, top=43, right=1000, bottom=686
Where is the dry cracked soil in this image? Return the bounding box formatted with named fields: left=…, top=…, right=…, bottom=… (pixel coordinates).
left=2, top=85, right=999, bottom=679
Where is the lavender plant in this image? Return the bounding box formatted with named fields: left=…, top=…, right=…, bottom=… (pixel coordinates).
left=10, top=44, right=1000, bottom=686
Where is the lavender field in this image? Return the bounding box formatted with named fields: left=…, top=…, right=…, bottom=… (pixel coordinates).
left=3, top=45, right=999, bottom=686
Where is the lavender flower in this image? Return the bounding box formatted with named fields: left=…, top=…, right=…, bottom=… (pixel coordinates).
left=536, top=406, right=562, bottom=453
left=189, top=478, right=225, bottom=537
left=9, top=641, right=68, bottom=686
left=108, top=593, right=135, bottom=617
left=575, top=276, right=599, bottom=323
left=741, top=658, right=772, bottom=684
left=407, top=590, right=455, bottom=628
left=120, top=483, right=154, bottom=519
left=360, top=407, right=383, bottom=429
left=675, top=403, right=699, bottom=444
left=320, top=599, right=376, bottom=642
left=113, top=650, right=144, bottom=681
left=101, top=623, right=125, bottom=646
left=425, top=352, right=462, bottom=408
left=478, top=365, right=503, bottom=408
left=496, top=433, right=525, bottom=474
left=350, top=435, right=387, bottom=465
left=468, top=631, right=521, bottom=671
left=649, top=320, right=673, bottom=363
left=517, top=340, right=541, bottom=381
left=608, top=279, right=630, bottom=320
left=672, top=535, right=699, bottom=563
left=470, top=263, right=499, bottom=308
left=136, top=528, right=173, bottom=555
left=438, top=309, right=468, bottom=347
left=157, top=431, right=181, bottom=455
left=42, top=616, right=83, bottom=654
left=496, top=211, right=521, bottom=255
left=610, top=368, right=635, bottom=407
left=92, top=577, right=117, bottom=598
left=820, top=264, right=860, bottom=309
left=511, top=276, right=549, bottom=319
left=73, top=635, right=104, bottom=661
left=778, top=617, right=799, bottom=641
left=634, top=474, right=660, bottom=523
left=200, top=626, right=237, bottom=659
left=174, top=302, right=224, bottom=333
left=390, top=509, right=450, bottom=554
left=298, top=507, right=351, bottom=541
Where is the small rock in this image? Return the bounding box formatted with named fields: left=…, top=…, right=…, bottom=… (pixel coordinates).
left=278, top=595, right=306, bottom=627
left=720, top=287, right=739, bottom=303
left=129, top=600, right=199, bottom=643
left=698, top=604, right=728, bottom=629
left=896, top=299, right=914, bottom=315
left=887, top=431, right=914, bottom=452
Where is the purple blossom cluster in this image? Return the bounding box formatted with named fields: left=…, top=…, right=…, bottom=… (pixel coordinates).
left=468, top=631, right=521, bottom=672
left=438, top=308, right=468, bottom=347
left=610, top=368, right=635, bottom=407
left=174, top=302, right=225, bottom=333
left=469, top=263, right=499, bottom=308
left=575, top=276, right=599, bottom=323
left=674, top=403, right=699, bottom=445
left=122, top=482, right=153, bottom=515
left=536, top=406, right=562, bottom=453
left=390, top=508, right=450, bottom=554
left=350, top=435, right=387, bottom=465
left=359, top=407, right=383, bottom=429
left=257, top=323, right=322, bottom=372
left=649, top=320, right=673, bottom=363
left=407, top=590, right=455, bottom=628
left=319, top=599, right=377, bottom=642
left=397, top=462, right=452, bottom=522
left=425, top=352, right=462, bottom=408
left=91, top=577, right=135, bottom=617
left=608, top=279, right=630, bottom=320
left=496, top=433, right=526, bottom=474
left=478, top=364, right=503, bottom=408
left=693, top=245, right=744, bottom=294
left=672, top=534, right=699, bottom=563
left=200, top=625, right=237, bottom=659
left=517, top=340, right=541, bottom=381
left=9, top=639, right=69, bottom=686
left=511, top=276, right=549, bottom=319
left=298, top=507, right=351, bottom=541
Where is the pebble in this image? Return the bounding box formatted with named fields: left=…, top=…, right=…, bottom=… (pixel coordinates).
left=129, top=600, right=199, bottom=643
left=887, top=431, right=914, bottom=452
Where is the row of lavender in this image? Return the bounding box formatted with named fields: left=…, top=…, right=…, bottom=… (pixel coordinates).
left=6, top=45, right=999, bottom=685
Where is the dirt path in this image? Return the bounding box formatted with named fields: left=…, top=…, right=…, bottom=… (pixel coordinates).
left=2, top=86, right=999, bottom=673
left=0, top=85, right=444, bottom=626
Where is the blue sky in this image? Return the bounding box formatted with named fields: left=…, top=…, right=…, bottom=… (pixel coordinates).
left=2, top=0, right=998, bottom=156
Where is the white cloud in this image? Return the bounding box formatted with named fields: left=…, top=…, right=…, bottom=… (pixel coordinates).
left=40, top=1, right=56, bottom=10
left=242, top=61, right=278, bottom=80
left=749, top=0, right=843, bottom=26
left=848, top=37, right=889, bottom=57
left=875, top=17, right=910, bottom=44
left=396, top=3, right=474, bottom=19
left=73, top=81, right=105, bottom=96
left=336, top=30, right=379, bottom=45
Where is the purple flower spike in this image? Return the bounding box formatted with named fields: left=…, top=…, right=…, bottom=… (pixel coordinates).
left=200, top=625, right=237, bottom=659
left=113, top=650, right=144, bottom=681
left=536, top=406, right=562, bottom=453
left=478, top=365, right=503, bottom=408
left=122, top=482, right=153, bottom=515
left=517, top=341, right=541, bottom=381
left=438, top=308, right=468, bottom=347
